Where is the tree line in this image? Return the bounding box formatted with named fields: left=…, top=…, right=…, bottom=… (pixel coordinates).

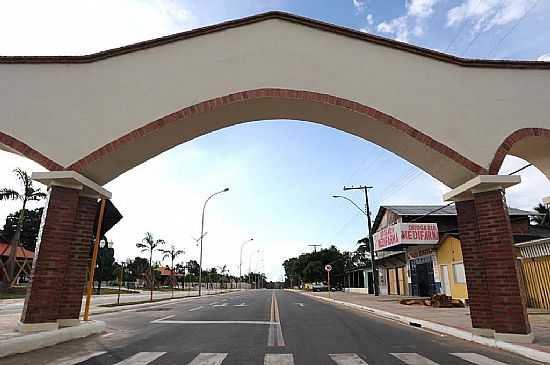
left=282, top=244, right=373, bottom=288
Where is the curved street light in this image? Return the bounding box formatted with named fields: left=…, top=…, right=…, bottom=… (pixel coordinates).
left=332, top=195, right=367, bottom=216
left=198, top=187, right=229, bottom=296
left=332, top=194, right=379, bottom=296
left=239, top=238, right=254, bottom=289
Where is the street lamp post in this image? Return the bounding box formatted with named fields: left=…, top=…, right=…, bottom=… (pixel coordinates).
left=198, top=187, right=229, bottom=296
left=239, top=238, right=254, bottom=289
left=248, top=249, right=260, bottom=289
left=332, top=193, right=380, bottom=296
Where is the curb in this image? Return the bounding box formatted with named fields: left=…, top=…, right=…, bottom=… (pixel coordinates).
left=88, top=289, right=240, bottom=316
left=300, top=292, right=550, bottom=365
left=0, top=320, right=106, bottom=358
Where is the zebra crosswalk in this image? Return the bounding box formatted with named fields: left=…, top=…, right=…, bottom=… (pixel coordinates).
left=50, top=351, right=516, bottom=365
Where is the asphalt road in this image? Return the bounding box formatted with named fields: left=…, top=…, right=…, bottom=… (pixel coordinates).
left=0, top=290, right=543, bottom=365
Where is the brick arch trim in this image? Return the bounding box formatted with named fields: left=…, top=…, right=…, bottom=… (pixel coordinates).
left=0, top=131, right=63, bottom=171
left=68, top=88, right=487, bottom=176
left=489, top=128, right=550, bottom=174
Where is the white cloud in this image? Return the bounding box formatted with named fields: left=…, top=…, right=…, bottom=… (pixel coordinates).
left=360, top=14, right=375, bottom=33
left=538, top=54, right=550, bottom=61
left=0, top=0, right=198, bottom=55
left=408, top=0, right=439, bottom=18
left=377, top=16, right=410, bottom=42
left=376, top=0, right=440, bottom=42
left=367, top=14, right=374, bottom=26
left=352, top=0, right=366, bottom=14
left=447, top=0, right=536, bottom=32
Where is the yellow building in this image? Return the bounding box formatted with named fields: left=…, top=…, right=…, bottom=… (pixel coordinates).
left=436, top=234, right=468, bottom=302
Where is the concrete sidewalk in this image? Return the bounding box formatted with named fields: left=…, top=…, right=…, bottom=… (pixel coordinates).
left=0, top=289, right=240, bottom=358
left=303, top=291, right=550, bottom=364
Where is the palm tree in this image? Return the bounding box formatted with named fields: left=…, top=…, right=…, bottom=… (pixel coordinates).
left=0, top=168, right=46, bottom=285
left=533, top=203, right=550, bottom=226
left=159, top=245, right=185, bottom=298
left=136, top=232, right=165, bottom=301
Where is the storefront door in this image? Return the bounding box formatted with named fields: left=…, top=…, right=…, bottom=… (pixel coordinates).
left=410, top=256, right=436, bottom=297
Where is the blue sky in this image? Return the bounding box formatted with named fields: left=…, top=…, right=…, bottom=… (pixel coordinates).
left=1, top=0, right=549, bottom=280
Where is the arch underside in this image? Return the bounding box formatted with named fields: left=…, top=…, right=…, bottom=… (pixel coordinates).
left=70, top=92, right=484, bottom=188
left=498, top=134, right=550, bottom=181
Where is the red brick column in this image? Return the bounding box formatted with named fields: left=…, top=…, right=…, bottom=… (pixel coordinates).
left=473, top=190, right=530, bottom=335
left=20, top=186, right=97, bottom=328
left=455, top=199, right=493, bottom=332
left=456, top=190, right=531, bottom=336
left=57, top=196, right=97, bottom=325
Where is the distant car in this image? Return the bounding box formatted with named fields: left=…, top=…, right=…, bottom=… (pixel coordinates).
left=312, top=283, right=328, bottom=292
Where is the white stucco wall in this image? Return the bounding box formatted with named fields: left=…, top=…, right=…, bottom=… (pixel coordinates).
left=1, top=18, right=549, bottom=185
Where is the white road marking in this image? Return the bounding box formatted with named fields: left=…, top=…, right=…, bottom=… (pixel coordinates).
left=209, top=302, right=220, bottom=306
left=295, top=303, right=304, bottom=307
left=213, top=303, right=228, bottom=307
left=48, top=351, right=106, bottom=365
left=267, top=292, right=285, bottom=346
left=189, top=306, right=204, bottom=311
left=113, top=352, right=166, bottom=365
left=151, top=320, right=275, bottom=324
left=264, top=353, right=294, bottom=365
left=329, top=353, right=368, bottom=364
left=234, top=302, right=248, bottom=307
left=188, top=353, right=228, bottom=365
left=391, top=353, right=439, bottom=365
left=451, top=353, right=510, bottom=365
left=152, top=314, right=175, bottom=322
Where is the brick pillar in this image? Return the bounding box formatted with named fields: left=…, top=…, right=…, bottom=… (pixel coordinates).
left=456, top=190, right=531, bottom=337
left=57, top=196, right=97, bottom=325
left=473, top=190, right=530, bottom=335
left=19, top=186, right=97, bottom=330
left=455, top=199, right=493, bottom=333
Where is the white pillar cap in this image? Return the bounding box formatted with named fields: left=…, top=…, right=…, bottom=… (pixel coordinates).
left=443, top=175, right=520, bottom=202
left=32, top=171, right=112, bottom=199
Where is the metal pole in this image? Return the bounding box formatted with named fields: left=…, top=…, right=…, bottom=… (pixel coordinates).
left=198, top=188, right=229, bottom=297
left=83, top=198, right=107, bottom=321
left=117, top=262, right=123, bottom=305
left=239, top=238, right=253, bottom=289
left=363, top=187, right=379, bottom=296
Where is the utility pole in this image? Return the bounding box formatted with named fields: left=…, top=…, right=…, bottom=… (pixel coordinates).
left=308, top=244, right=321, bottom=252
left=343, top=185, right=379, bottom=296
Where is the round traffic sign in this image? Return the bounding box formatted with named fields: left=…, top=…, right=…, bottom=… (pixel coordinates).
left=325, top=264, right=332, bottom=272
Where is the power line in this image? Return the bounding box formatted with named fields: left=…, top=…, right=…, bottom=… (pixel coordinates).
left=444, top=0, right=482, bottom=53
left=462, top=26, right=486, bottom=57
left=487, top=0, right=541, bottom=58
left=506, top=163, right=532, bottom=176
left=409, top=162, right=533, bottom=222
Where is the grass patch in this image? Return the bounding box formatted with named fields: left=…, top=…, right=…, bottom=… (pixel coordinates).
left=0, top=286, right=27, bottom=299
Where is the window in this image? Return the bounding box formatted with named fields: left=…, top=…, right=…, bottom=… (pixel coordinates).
left=453, top=263, right=466, bottom=284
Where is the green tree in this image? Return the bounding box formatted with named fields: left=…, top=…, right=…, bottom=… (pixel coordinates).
left=283, top=245, right=348, bottom=288
left=186, top=259, right=200, bottom=276
left=533, top=203, right=550, bottom=226
left=158, top=245, right=185, bottom=298
left=136, top=232, right=165, bottom=301
left=2, top=207, right=43, bottom=252
left=0, top=168, right=46, bottom=285
left=127, top=257, right=149, bottom=282
left=94, top=242, right=115, bottom=294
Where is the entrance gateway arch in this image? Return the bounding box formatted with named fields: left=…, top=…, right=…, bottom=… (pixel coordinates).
left=1, top=12, right=549, bottom=341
